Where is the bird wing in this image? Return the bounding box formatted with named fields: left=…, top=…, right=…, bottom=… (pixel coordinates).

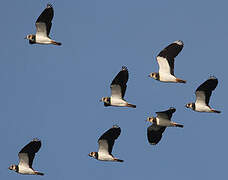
left=157, top=56, right=173, bottom=75
left=18, top=153, right=30, bottom=168
left=110, top=66, right=129, bottom=98
left=36, top=23, right=50, bottom=37
left=18, top=138, right=41, bottom=168
left=156, top=107, right=176, bottom=121
left=35, top=4, right=54, bottom=36
left=147, top=124, right=166, bottom=145
left=110, top=84, right=123, bottom=99
left=98, top=139, right=110, bottom=156
left=157, top=40, right=184, bottom=75
left=195, top=77, right=218, bottom=105
left=195, top=91, right=207, bottom=106
left=98, top=126, right=121, bottom=155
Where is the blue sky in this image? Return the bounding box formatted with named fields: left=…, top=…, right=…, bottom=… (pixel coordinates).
left=0, top=0, right=227, bottom=179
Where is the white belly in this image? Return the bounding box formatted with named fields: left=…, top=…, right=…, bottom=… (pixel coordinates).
left=98, top=153, right=114, bottom=161
left=36, top=35, right=52, bottom=44
left=195, top=103, right=211, bottom=112
left=18, top=165, right=35, bottom=175
left=110, top=97, right=127, bottom=107
left=159, top=73, right=177, bottom=82
left=156, top=118, right=171, bottom=127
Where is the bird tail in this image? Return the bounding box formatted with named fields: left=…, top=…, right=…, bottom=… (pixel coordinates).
left=173, top=122, right=184, bottom=128
left=175, top=78, right=186, bottom=83
left=114, top=158, right=124, bottom=162
left=211, top=109, right=221, bottom=113
left=126, top=103, right=136, bottom=108
left=51, top=41, right=62, bottom=46
left=35, top=171, right=44, bottom=176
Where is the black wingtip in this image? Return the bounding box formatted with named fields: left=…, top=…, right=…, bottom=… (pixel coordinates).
left=32, top=138, right=40, bottom=142
left=209, top=76, right=217, bottom=80
left=168, top=107, right=176, bottom=113
left=174, top=40, right=184, bottom=46
left=112, top=125, right=120, bottom=128
left=149, top=142, right=158, bottom=145
left=47, top=4, right=53, bottom=8
left=121, top=66, right=128, bottom=71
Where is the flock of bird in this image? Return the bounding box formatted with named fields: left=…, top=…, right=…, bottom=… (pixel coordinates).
left=8, top=4, right=221, bottom=176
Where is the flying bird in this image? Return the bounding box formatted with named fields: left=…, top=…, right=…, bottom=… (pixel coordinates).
left=100, top=66, right=136, bottom=108
left=25, top=4, right=61, bottom=45
left=149, top=40, right=186, bottom=83
left=186, top=77, right=221, bottom=113
left=146, top=107, right=183, bottom=145
left=9, top=138, right=44, bottom=175
left=89, top=125, right=123, bottom=162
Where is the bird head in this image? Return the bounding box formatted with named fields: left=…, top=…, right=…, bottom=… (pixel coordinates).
left=8, top=164, right=17, bottom=171
left=148, top=72, right=159, bottom=80
left=146, top=117, right=156, bottom=123
left=100, top=97, right=109, bottom=103
left=24, top=34, right=35, bottom=41
left=185, top=103, right=193, bottom=109
left=88, top=152, right=97, bottom=159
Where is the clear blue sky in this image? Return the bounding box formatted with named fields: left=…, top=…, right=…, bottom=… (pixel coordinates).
left=0, top=0, right=227, bottom=179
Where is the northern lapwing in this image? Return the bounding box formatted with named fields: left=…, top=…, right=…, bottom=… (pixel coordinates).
left=186, top=77, right=221, bottom=113
left=25, top=4, right=61, bottom=45
left=146, top=107, right=183, bottom=145
left=9, top=138, right=44, bottom=175
left=149, top=40, right=186, bottom=83
left=100, top=66, right=136, bottom=108
left=89, top=125, right=123, bottom=162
